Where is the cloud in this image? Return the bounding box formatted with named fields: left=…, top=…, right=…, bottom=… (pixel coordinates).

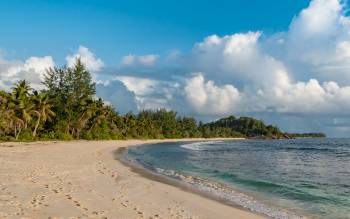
left=185, top=30, right=350, bottom=115
left=115, top=75, right=180, bottom=110
left=191, top=32, right=291, bottom=89
left=115, top=76, right=159, bottom=96
left=184, top=74, right=240, bottom=115
left=284, top=0, right=350, bottom=83
left=121, top=54, right=159, bottom=66
left=66, top=46, right=104, bottom=72
left=0, top=56, right=54, bottom=90
left=96, top=80, right=138, bottom=114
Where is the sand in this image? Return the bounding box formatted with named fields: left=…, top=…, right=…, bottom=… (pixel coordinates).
left=0, top=139, right=266, bottom=219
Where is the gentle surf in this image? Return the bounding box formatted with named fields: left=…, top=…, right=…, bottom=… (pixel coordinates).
left=125, top=139, right=350, bottom=219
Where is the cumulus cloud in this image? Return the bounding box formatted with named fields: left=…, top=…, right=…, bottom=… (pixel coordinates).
left=184, top=74, right=240, bottom=115
left=121, top=54, right=159, bottom=66
left=0, top=46, right=104, bottom=91
left=192, top=32, right=291, bottom=90
left=184, top=29, right=350, bottom=115
left=115, top=75, right=180, bottom=110
left=96, top=80, right=138, bottom=114
left=66, top=46, right=104, bottom=72
left=284, top=0, right=350, bottom=83
left=0, top=56, right=54, bottom=90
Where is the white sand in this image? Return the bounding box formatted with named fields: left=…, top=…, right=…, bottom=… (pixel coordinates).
left=0, top=140, right=266, bottom=219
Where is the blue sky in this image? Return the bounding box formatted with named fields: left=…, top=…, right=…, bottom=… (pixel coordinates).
left=2, top=0, right=350, bottom=137
left=0, top=0, right=310, bottom=64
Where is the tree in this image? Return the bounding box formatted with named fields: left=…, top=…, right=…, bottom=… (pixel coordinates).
left=43, top=58, right=96, bottom=137
left=32, top=92, right=55, bottom=137
left=11, top=80, right=35, bottom=139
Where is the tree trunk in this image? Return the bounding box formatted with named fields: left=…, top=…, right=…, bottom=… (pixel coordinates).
left=15, top=125, right=21, bottom=140
left=14, top=125, right=17, bottom=139
left=33, top=114, right=41, bottom=137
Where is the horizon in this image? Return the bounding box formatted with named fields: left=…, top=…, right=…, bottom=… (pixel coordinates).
left=1, top=0, right=350, bottom=137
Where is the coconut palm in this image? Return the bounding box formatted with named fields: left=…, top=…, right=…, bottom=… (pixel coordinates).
left=32, top=92, right=55, bottom=137
left=11, top=80, right=35, bottom=139
left=12, top=80, right=31, bottom=100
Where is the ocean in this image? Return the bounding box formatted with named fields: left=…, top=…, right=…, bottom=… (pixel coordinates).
left=123, top=139, right=350, bottom=219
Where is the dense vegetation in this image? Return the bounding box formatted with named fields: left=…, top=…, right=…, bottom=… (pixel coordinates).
left=201, top=116, right=285, bottom=139
left=0, top=60, right=325, bottom=141
left=286, top=133, right=327, bottom=138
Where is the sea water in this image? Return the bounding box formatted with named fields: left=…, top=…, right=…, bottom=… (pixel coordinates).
left=124, top=139, right=350, bottom=219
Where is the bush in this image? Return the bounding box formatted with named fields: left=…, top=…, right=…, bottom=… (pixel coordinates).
left=56, top=132, right=74, bottom=140
left=40, top=131, right=57, bottom=140
left=18, top=130, right=35, bottom=141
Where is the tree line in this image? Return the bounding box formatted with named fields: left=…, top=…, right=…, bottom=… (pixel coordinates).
left=0, top=59, right=325, bottom=141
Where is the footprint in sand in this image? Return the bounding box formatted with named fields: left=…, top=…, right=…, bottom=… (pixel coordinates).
left=98, top=170, right=105, bottom=175
left=30, top=194, right=46, bottom=208
left=73, top=200, right=81, bottom=207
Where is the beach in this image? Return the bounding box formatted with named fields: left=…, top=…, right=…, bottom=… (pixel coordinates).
left=0, top=139, right=266, bottom=219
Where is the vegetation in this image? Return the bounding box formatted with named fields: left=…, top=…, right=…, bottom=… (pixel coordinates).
left=286, top=133, right=326, bottom=138
left=201, top=116, right=284, bottom=139
left=0, top=59, right=326, bottom=141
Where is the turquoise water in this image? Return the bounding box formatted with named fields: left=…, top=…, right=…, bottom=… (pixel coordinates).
left=125, top=139, right=350, bottom=219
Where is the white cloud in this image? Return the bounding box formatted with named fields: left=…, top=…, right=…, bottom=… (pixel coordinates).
left=186, top=30, right=350, bottom=115
left=283, top=0, right=350, bottom=83
left=290, top=0, right=342, bottom=37
left=184, top=74, right=240, bottom=115
left=115, top=76, right=183, bottom=111
left=121, top=54, right=159, bottom=66
left=66, top=46, right=104, bottom=72
left=192, top=31, right=291, bottom=89
left=0, top=56, right=54, bottom=90
left=115, top=76, right=159, bottom=96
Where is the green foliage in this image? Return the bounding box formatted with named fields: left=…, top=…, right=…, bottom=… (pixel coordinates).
left=202, top=116, right=286, bottom=139
left=286, top=133, right=326, bottom=138
left=0, top=59, right=326, bottom=141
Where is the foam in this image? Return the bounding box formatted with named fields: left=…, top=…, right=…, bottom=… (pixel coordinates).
left=180, top=141, right=224, bottom=151
left=154, top=167, right=306, bottom=219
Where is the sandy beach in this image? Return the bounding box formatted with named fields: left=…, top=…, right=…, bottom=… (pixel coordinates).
left=0, top=139, right=266, bottom=219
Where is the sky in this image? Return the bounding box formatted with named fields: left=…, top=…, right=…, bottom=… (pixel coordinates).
left=1, top=0, right=350, bottom=137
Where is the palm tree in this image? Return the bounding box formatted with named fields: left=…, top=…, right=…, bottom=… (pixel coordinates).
left=32, top=92, right=55, bottom=137
left=72, top=98, right=96, bottom=138
left=11, top=80, right=35, bottom=139
left=12, top=80, right=31, bottom=100
left=0, top=91, right=11, bottom=135
left=88, top=98, right=113, bottom=132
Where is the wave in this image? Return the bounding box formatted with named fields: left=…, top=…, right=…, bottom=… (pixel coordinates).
left=180, top=141, right=224, bottom=151
left=283, top=147, right=338, bottom=152
left=217, top=172, right=338, bottom=204
left=153, top=167, right=305, bottom=219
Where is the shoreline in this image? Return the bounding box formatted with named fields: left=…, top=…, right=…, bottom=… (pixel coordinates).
left=118, top=141, right=306, bottom=219
left=0, top=139, right=268, bottom=219
left=115, top=146, right=250, bottom=210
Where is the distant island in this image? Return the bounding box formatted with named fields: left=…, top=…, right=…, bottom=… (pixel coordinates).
left=284, top=133, right=327, bottom=138
left=0, top=59, right=326, bottom=141
left=201, top=116, right=326, bottom=139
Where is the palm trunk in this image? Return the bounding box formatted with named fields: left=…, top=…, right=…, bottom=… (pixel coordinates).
left=33, top=114, right=41, bottom=137
left=15, top=125, right=22, bottom=140
left=14, top=125, right=17, bottom=139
